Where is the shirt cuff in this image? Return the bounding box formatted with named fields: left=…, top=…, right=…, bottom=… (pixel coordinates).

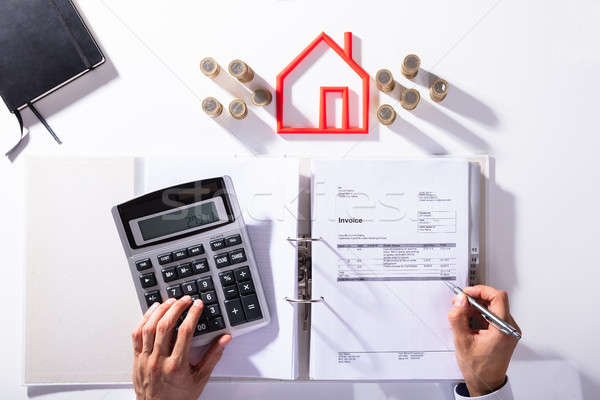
left=454, top=376, right=513, bottom=400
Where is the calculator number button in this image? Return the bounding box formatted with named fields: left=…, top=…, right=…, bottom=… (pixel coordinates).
left=177, top=263, right=193, bottom=278
left=204, top=303, right=221, bottom=317
left=197, top=277, right=214, bottom=291
left=241, top=294, right=263, bottom=322
left=182, top=280, right=198, bottom=295
left=158, top=253, right=173, bottom=265
left=166, top=284, right=183, bottom=299
left=194, top=319, right=210, bottom=336
left=188, top=244, right=205, bottom=257
left=144, top=290, right=162, bottom=307
left=161, top=266, right=178, bottom=282
left=135, top=258, right=152, bottom=271
left=225, top=234, right=242, bottom=247
left=225, top=298, right=246, bottom=326
left=229, top=248, right=247, bottom=264
left=172, top=248, right=189, bottom=261
left=139, top=272, right=157, bottom=288
left=210, top=239, right=226, bottom=251
left=201, top=291, right=218, bottom=304
left=214, top=253, right=230, bottom=268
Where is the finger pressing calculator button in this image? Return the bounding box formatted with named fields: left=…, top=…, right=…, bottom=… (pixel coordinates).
left=192, top=258, right=209, bottom=275
left=161, top=266, right=178, bottom=282
left=229, top=248, right=247, bottom=264
left=182, top=280, right=198, bottom=295
left=225, top=234, right=242, bottom=247
left=208, top=317, right=225, bottom=332
left=219, top=270, right=235, bottom=286
left=197, top=276, right=214, bottom=292
left=241, top=294, right=263, bottom=321
left=140, top=272, right=157, bottom=288
left=188, top=244, right=205, bottom=257
left=158, top=253, right=173, bottom=265
left=225, top=298, right=247, bottom=326
left=201, top=291, right=218, bottom=304
left=177, top=262, right=193, bottom=278
left=234, top=266, right=251, bottom=282
left=205, top=303, right=221, bottom=317
left=210, top=239, right=226, bottom=251
left=172, top=248, right=189, bottom=261
left=144, top=290, right=162, bottom=307
left=223, top=285, right=239, bottom=300
left=238, top=280, right=255, bottom=296
left=166, top=284, right=183, bottom=299
left=135, top=258, right=152, bottom=271
left=194, top=319, right=210, bottom=336
left=214, top=253, right=230, bottom=268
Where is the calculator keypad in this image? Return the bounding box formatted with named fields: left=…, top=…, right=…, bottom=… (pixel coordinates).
left=224, top=266, right=263, bottom=326
left=135, top=230, right=265, bottom=339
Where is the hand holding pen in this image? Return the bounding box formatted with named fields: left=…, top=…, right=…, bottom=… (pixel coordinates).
left=447, top=284, right=522, bottom=397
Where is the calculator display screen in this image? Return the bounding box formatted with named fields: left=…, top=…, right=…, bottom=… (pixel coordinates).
left=137, top=201, right=220, bottom=241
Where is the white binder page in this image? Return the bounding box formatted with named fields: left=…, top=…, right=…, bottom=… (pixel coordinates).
left=144, top=157, right=299, bottom=380
left=309, top=159, right=469, bottom=380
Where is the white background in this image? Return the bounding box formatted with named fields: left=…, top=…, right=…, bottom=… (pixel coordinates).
left=1, top=0, right=598, bottom=398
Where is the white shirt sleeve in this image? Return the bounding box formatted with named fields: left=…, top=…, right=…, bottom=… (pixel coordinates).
left=454, top=377, right=513, bottom=400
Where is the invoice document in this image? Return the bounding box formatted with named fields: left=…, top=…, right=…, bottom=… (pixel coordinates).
left=309, top=159, right=470, bottom=380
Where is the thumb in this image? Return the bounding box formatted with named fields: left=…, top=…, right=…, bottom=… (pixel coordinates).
left=448, top=293, right=472, bottom=337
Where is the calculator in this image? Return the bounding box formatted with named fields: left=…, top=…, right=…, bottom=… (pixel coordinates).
left=111, top=176, right=270, bottom=345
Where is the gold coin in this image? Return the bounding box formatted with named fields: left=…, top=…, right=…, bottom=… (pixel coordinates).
left=400, top=89, right=420, bottom=110
left=200, top=57, right=220, bottom=78
left=202, top=97, right=223, bottom=117
left=375, top=69, right=395, bottom=92
left=377, top=104, right=396, bottom=125
left=229, top=99, right=248, bottom=119
left=251, top=89, right=272, bottom=106
left=228, top=59, right=254, bottom=83
left=402, top=54, right=420, bottom=78
left=430, top=78, right=449, bottom=102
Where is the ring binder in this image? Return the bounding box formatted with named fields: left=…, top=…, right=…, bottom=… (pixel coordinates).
left=287, top=237, right=321, bottom=242
left=285, top=296, right=325, bottom=304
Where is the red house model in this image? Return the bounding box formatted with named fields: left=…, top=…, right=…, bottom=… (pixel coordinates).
left=276, top=32, right=370, bottom=134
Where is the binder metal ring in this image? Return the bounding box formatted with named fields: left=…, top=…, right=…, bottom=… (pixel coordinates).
left=287, top=237, right=321, bottom=242
left=285, top=296, right=325, bottom=304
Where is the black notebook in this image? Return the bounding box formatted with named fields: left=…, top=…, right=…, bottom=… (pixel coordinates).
left=0, top=0, right=104, bottom=146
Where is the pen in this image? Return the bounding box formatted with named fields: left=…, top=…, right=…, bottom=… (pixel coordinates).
left=443, top=281, right=522, bottom=340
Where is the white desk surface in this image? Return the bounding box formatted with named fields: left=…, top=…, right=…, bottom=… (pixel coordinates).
left=1, top=0, right=598, bottom=398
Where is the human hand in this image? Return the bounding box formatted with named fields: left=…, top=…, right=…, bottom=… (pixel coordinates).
left=131, top=296, right=232, bottom=400
left=448, top=285, right=521, bottom=396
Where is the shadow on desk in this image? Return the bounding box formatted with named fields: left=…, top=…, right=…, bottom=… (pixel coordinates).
left=411, top=68, right=499, bottom=128
left=7, top=53, right=119, bottom=161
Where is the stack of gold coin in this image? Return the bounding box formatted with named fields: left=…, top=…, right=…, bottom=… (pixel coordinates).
left=229, top=99, right=248, bottom=119
left=400, top=89, right=420, bottom=110
left=228, top=59, right=254, bottom=83
left=401, top=54, right=420, bottom=78
left=202, top=97, right=223, bottom=117
left=200, top=57, right=220, bottom=78
left=251, top=89, right=272, bottom=106
left=377, top=104, right=396, bottom=125
left=375, top=69, right=395, bottom=92
left=430, top=78, right=449, bottom=102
